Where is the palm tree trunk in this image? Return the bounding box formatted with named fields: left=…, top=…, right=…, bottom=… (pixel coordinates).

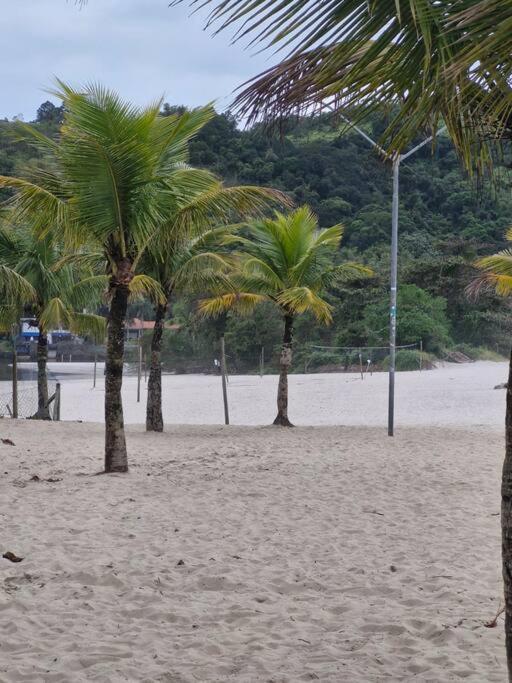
left=503, top=347, right=512, bottom=678
left=146, top=301, right=167, bottom=432
left=273, top=314, right=294, bottom=427
left=33, top=329, right=51, bottom=420
left=105, top=284, right=129, bottom=473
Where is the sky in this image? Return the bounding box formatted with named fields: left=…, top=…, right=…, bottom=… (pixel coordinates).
left=0, top=0, right=272, bottom=121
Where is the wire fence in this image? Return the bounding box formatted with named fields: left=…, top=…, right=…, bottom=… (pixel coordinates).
left=0, top=358, right=60, bottom=420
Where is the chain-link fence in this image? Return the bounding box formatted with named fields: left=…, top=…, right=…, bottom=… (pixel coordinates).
left=0, top=355, right=60, bottom=419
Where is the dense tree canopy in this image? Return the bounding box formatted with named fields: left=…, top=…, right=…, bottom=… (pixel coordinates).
left=1, top=103, right=511, bottom=369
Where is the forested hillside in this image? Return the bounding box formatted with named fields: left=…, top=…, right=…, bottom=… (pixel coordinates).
left=2, top=101, right=511, bottom=372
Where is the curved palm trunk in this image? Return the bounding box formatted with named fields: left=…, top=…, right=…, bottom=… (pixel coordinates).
left=503, top=348, right=512, bottom=677
left=105, top=284, right=129, bottom=473
left=33, top=329, right=51, bottom=420
left=273, top=314, right=294, bottom=427
left=146, top=301, right=167, bottom=432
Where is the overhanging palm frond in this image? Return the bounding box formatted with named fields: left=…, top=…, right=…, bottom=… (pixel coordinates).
left=173, top=0, right=510, bottom=164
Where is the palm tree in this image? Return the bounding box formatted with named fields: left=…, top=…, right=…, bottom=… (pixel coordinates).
left=200, top=206, right=370, bottom=425
left=143, top=172, right=286, bottom=432
left=0, top=83, right=217, bottom=471
left=0, top=225, right=105, bottom=419
left=144, top=225, right=236, bottom=432
left=0, top=82, right=286, bottom=468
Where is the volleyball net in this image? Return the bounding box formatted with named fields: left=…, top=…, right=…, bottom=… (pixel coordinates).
left=301, top=342, right=425, bottom=376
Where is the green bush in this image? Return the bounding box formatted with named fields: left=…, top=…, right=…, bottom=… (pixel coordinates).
left=305, top=351, right=342, bottom=370
left=382, top=349, right=423, bottom=371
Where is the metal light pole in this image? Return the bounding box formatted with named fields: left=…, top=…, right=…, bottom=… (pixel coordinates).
left=326, top=111, right=443, bottom=435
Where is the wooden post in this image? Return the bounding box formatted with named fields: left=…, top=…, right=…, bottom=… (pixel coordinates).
left=220, top=335, right=229, bottom=425
left=419, top=340, right=423, bottom=371
left=12, top=348, right=18, bottom=419
left=137, top=333, right=142, bottom=403
left=54, top=383, right=61, bottom=421
left=93, top=352, right=97, bottom=388
left=260, top=346, right=264, bottom=378
left=359, top=351, right=364, bottom=380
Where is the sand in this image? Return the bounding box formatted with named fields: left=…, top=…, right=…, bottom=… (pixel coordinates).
left=26, top=359, right=511, bottom=426
left=0, top=361, right=507, bottom=681
left=0, top=424, right=506, bottom=681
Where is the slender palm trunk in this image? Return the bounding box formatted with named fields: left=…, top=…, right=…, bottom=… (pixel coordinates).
left=146, top=301, right=167, bottom=432
left=105, top=284, right=129, bottom=473
left=503, top=347, right=512, bottom=678
left=33, top=328, right=51, bottom=420
left=273, top=314, right=294, bottom=427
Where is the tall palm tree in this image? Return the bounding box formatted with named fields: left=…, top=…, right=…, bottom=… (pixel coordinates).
left=144, top=225, right=236, bottom=432
left=200, top=206, right=370, bottom=425
left=0, top=83, right=216, bottom=471
left=0, top=225, right=105, bottom=419
left=0, top=83, right=285, bottom=469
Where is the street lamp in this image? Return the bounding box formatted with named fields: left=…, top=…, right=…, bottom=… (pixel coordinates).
left=329, top=112, right=444, bottom=435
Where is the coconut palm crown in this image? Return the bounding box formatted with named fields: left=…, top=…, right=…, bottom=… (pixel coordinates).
left=200, top=206, right=371, bottom=425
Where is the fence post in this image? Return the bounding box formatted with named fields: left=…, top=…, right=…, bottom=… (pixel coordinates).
left=419, top=340, right=423, bottom=372
left=93, top=352, right=97, bottom=388
left=260, top=346, right=264, bottom=378
left=137, top=334, right=142, bottom=403
left=12, top=349, right=18, bottom=419
left=359, top=351, right=364, bottom=380
left=220, top=335, right=229, bottom=425
left=54, top=383, right=61, bottom=421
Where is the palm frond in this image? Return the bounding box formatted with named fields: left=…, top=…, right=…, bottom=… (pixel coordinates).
left=68, top=312, right=106, bottom=343
left=198, top=292, right=265, bottom=318
left=128, top=274, right=166, bottom=304
left=276, top=286, right=333, bottom=324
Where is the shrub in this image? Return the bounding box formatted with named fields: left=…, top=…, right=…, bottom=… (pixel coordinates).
left=382, top=349, right=423, bottom=371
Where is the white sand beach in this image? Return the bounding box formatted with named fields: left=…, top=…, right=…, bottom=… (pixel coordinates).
left=19, top=358, right=510, bottom=427
left=0, top=361, right=507, bottom=681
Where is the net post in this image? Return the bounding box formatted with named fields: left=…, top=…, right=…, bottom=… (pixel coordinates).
left=137, top=332, right=142, bottom=403
left=220, top=335, right=229, bottom=425
left=419, top=340, right=423, bottom=371
left=12, top=348, right=18, bottom=419
left=54, top=383, right=61, bottom=421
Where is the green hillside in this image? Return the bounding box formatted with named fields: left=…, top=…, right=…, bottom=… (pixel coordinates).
left=3, top=101, right=511, bottom=371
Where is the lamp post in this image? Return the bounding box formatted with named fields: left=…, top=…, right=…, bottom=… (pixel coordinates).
left=331, top=113, right=443, bottom=435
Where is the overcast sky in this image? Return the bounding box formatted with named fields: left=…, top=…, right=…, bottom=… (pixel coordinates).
left=1, top=0, right=271, bottom=120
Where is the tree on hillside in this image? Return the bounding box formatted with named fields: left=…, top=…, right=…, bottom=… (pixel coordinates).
left=200, top=206, right=370, bottom=425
